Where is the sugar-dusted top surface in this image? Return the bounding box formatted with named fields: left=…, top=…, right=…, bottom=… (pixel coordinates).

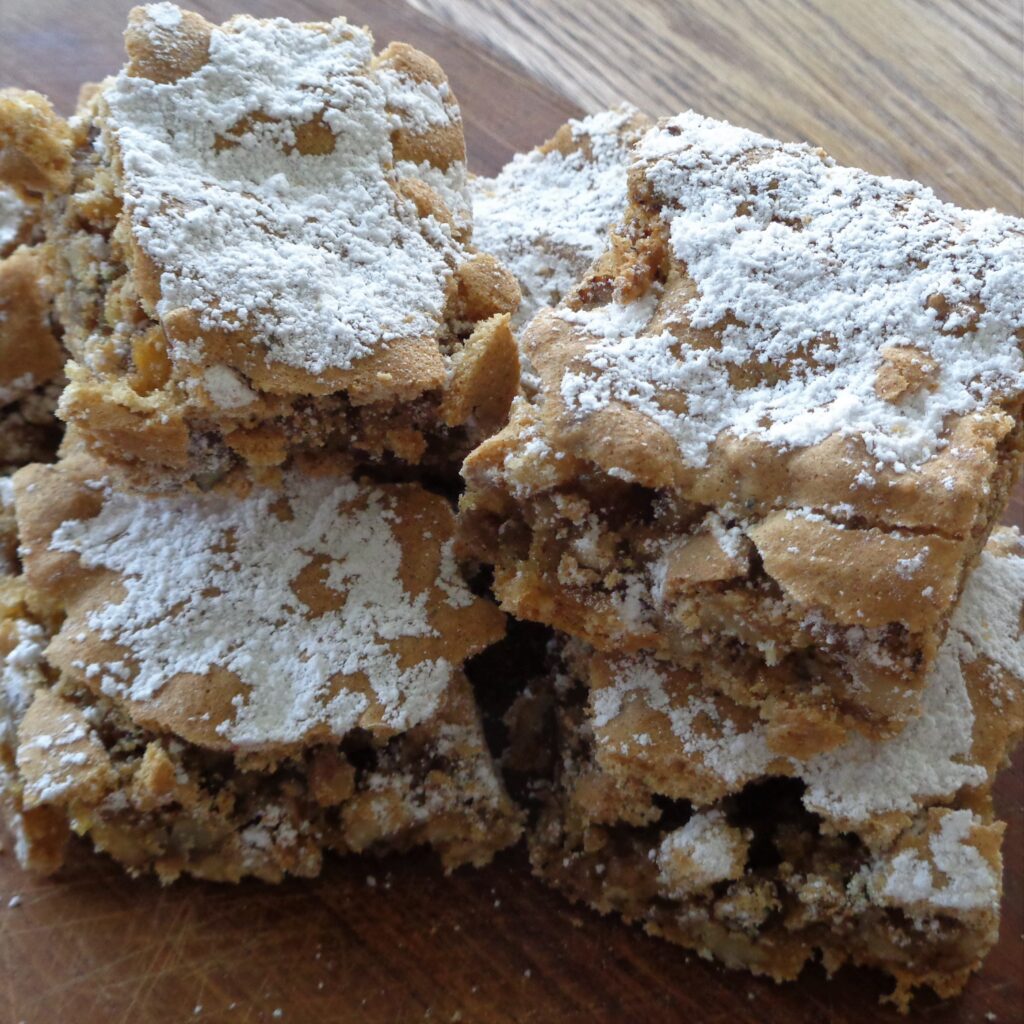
left=105, top=5, right=467, bottom=376
left=588, top=534, right=1023, bottom=826
left=471, top=107, right=645, bottom=328
left=558, top=111, right=1024, bottom=472
left=45, top=464, right=496, bottom=748
left=591, top=654, right=773, bottom=788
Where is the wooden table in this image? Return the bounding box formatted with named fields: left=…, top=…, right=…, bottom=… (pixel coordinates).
left=1, top=2, right=1021, bottom=1021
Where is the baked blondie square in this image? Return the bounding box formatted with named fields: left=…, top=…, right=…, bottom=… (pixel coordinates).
left=0, top=454, right=521, bottom=881
left=523, top=529, right=1024, bottom=1007
left=462, top=111, right=1024, bottom=756
left=0, top=5, right=520, bottom=488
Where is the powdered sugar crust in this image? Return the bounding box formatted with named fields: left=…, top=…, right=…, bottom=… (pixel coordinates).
left=655, top=810, right=743, bottom=891
left=879, top=810, right=999, bottom=911
left=49, top=470, right=481, bottom=746
left=105, top=9, right=468, bottom=376
left=471, top=107, right=640, bottom=329
left=947, top=535, right=1024, bottom=680
left=560, top=111, right=1024, bottom=472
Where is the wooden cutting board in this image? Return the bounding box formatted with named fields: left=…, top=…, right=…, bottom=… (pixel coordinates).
left=0, top=2, right=1021, bottom=1021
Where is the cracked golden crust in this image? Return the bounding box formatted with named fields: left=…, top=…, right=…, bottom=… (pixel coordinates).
left=439, top=313, right=520, bottom=436
left=745, top=512, right=964, bottom=632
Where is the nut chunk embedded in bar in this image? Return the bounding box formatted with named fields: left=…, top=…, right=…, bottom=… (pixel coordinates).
left=521, top=530, right=1024, bottom=1008
left=461, top=111, right=1024, bottom=757
left=0, top=4, right=519, bottom=487
left=0, top=455, right=521, bottom=882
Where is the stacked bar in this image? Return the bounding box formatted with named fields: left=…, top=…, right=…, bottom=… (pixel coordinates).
left=0, top=455, right=520, bottom=881
left=519, top=530, right=1022, bottom=1008
left=462, top=111, right=1024, bottom=756
left=0, top=5, right=523, bottom=882
left=14, top=4, right=520, bottom=490
left=461, top=111, right=1024, bottom=1002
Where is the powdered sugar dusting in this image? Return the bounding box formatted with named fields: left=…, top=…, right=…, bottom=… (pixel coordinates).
left=106, top=8, right=468, bottom=376
left=801, top=540, right=1023, bottom=820
left=49, top=469, right=482, bottom=746
left=396, top=159, right=471, bottom=233
left=561, top=111, right=1024, bottom=471
left=800, top=642, right=985, bottom=821
left=591, top=655, right=773, bottom=788
left=0, top=185, right=30, bottom=254
left=472, top=107, right=642, bottom=329
left=880, top=810, right=999, bottom=911
left=200, top=365, right=256, bottom=409
left=0, top=619, right=48, bottom=752
left=654, top=810, right=744, bottom=892
left=593, top=539, right=1023, bottom=824
left=947, top=534, right=1024, bottom=680
left=145, top=1, right=182, bottom=29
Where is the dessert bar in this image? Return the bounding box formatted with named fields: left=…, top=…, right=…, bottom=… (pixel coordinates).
left=0, top=454, right=521, bottom=881
left=462, top=112, right=1024, bottom=756
left=0, top=5, right=521, bottom=488
left=524, top=530, right=1024, bottom=1007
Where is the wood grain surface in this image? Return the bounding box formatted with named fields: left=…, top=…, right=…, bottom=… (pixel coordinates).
left=1, top=2, right=1022, bottom=1022
left=409, top=0, right=1024, bottom=216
